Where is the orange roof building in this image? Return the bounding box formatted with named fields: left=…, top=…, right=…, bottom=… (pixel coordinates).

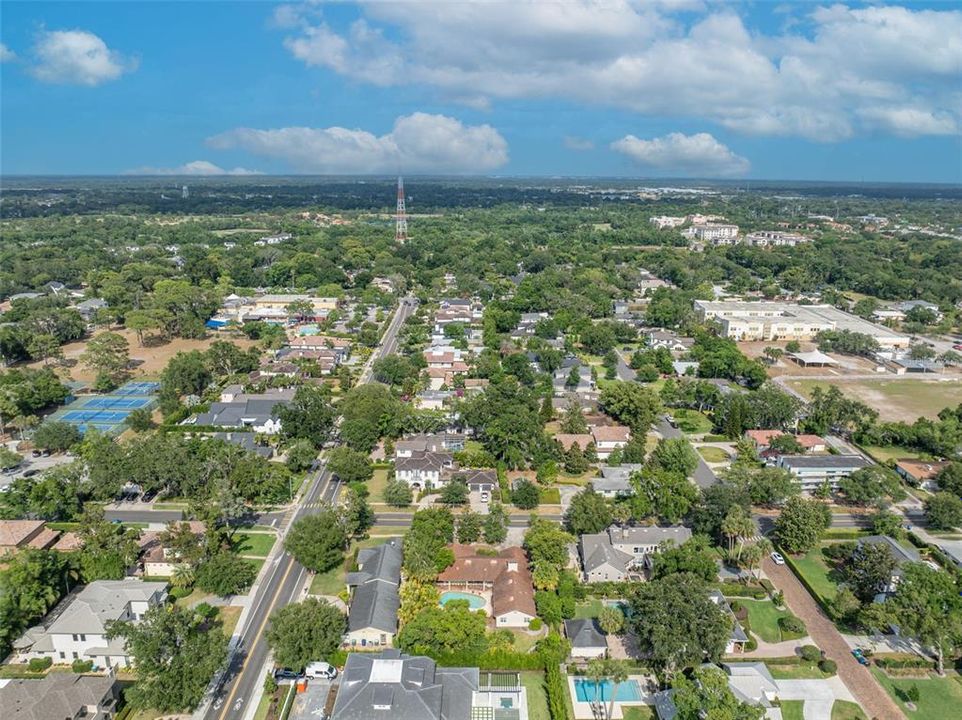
left=437, top=545, right=536, bottom=628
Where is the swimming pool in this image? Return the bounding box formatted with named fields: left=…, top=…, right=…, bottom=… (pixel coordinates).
left=297, top=324, right=320, bottom=336
left=439, top=591, right=486, bottom=610
left=573, top=678, right=642, bottom=703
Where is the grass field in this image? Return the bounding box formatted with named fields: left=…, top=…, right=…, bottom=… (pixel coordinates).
left=539, top=487, right=562, bottom=504
left=219, top=606, right=241, bottom=637
left=622, top=707, right=655, bottom=719
left=310, top=565, right=344, bottom=596
left=768, top=663, right=833, bottom=679
left=243, top=557, right=266, bottom=573
left=786, top=378, right=962, bottom=423
left=520, top=672, right=550, bottom=720
left=740, top=599, right=807, bottom=643
left=697, top=446, right=730, bottom=463
left=871, top=669, right=962, bottom=719
left=832, top=700, right=868, bottom=720
left=781, top=700, right=805, bottom=720
left=234, top=531, right=277, bottom=558
left=788, top=545, right=839, bottom=603
left=574, top=599, right=604, bottom=619
left=672, top=408, right=714, bottom=434
left=368, top=468, right=390, bottom=503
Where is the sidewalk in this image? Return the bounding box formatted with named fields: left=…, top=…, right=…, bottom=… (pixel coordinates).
left=763, top=557, right=905, bottom=720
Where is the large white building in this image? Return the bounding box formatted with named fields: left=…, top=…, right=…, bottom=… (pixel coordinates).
left=12, top=579, right=168, bottom=669
left=684, top=223, right=740, bottom=244
left=744, top=230, right=811, bottom=247
left=693, top=300, right=910, bottom=348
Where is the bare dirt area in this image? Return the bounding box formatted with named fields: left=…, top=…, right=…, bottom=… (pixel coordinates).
left=27, top=328, right=259, bottom=383
left=786, top=377, right=962, bottom=423
left=738, top=341, right=878, bottom=378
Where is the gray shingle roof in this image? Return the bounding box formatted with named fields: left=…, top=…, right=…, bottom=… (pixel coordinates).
left=564, top=618, right=607, bottom=649
left=580, top=532, right=633, bottom=574
left=347, top=541, right=402, bottom=635
left=2, top=671, right=116, bottom=720
left=41, top=579, right=167, bottom=636
left=332, top=650, right=478, bottom=720
left=857, top=535, right=921, bottom=567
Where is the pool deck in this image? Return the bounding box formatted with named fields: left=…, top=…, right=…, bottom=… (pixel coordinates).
left=568, top=674, right=654, bottom=720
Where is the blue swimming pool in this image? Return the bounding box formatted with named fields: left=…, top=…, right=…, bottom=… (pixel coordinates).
left=439, top=591, right=486, bottom=610
left=297, top=324, right=320, bottom=336
left=573, top=678, right=642, bottom=703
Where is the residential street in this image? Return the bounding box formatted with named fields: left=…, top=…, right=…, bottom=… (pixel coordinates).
left=762, top=557, right=906, bottom=720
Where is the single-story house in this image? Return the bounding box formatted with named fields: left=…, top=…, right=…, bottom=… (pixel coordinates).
left=746, top=430, right=827, bottom=453
left=564, top=618, right=608, bottom=660
left=436, top=545, right=536, bottom=628
left=895, top=459, right=950, bottom=490
left=708, top=590, right=749, bottom=654
left=344, top=540, right=402, bottom=648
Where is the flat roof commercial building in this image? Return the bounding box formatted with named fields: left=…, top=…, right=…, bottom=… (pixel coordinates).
left=693, top=300, right=909, bottom=348
left=777, top=454, right=871, bottom=493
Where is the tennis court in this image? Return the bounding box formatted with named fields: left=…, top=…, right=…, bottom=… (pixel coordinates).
left=48, top=381, right=159, bottom=435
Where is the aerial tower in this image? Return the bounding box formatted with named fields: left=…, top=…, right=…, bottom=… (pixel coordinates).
left=394, top=176, right=408, bottom=243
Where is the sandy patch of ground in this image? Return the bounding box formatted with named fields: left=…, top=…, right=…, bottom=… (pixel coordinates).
left=28, top=327, right=259, bottom=383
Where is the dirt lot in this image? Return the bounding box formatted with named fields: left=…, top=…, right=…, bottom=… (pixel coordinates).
left=738, top=340, right=879, bottom=377
left=29, top=327, right=259, bottom=383
left=786, top=377, right=962, bottom=422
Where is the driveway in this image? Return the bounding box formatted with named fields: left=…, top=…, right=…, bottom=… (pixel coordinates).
left=763, top=557, right=905, bottom=720
left=775, top=678, right=854, bottom=720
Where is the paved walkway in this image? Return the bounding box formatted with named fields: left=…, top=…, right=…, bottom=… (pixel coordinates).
left=763, top=557, right=905, bottom=720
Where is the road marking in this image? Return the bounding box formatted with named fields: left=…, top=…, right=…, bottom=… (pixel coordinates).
left=216, top=553, right=297, bottom=720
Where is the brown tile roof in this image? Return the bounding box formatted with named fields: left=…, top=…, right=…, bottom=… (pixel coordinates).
left=438, top=545, right=536, bottom=619
left=554, top=434, right=593, bottom=452
left=896, top=459, right=950, bottom=482
left=51, top=532, right=83, bottom=552
left=0, top=520, right=47, bottom=549
left=746, top=429, right=824, bottom=449
left=26, top=527, right=61, bottom=550
left=591, top=425, right=630, bottom=443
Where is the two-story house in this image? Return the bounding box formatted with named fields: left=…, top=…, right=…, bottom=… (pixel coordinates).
left=580, top=525, right=693, bottom=583
left=12, top=579, right=168, bottom=669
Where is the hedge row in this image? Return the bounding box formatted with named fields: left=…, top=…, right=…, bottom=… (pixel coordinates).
left=431, top=648, right=547, bottom=671
left=781, top=550, right=838, bottom=621
left=545, top=662, right=571, bottom=720
left=714, top=581, right=767, bottom=600
left=875, top=656, right=936, bottom=670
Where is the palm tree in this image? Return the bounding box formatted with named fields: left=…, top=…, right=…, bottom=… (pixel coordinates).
left=598, top=606, right=624, bottom=637
left=10, top=414, right=38, bottom=441
left=171, top=564, right=195, bottom=589
left=604, top=659, right=629, bottom=720
left=585, top=659, right=606, bottom=719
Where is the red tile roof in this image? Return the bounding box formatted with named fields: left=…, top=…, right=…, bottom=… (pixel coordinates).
left=437, top=545, right=536, bottom=618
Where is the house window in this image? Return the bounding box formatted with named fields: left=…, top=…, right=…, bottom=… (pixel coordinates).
left=72, top=634, right=79, bottom=641
left=80, top=634, right=86, bottom=641
left=59, top=652, right=65, bottom=660
left=72, top=652, right=78, bottom=659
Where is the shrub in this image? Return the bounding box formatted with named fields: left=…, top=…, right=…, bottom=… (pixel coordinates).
left=529, top=617, right=543, bottom=631
left=800, top=645, right=821, bottom=662
left=818, top=659, right=837, bottom=674
left=263, top=673, right=278, bottom=695
left=778, top=615, right=806, bottom=635
left=28, top=657, right=52, bottom=672
left=72, top=658, right=94, bottom=673
left=905, top=685, right=921, bottom=703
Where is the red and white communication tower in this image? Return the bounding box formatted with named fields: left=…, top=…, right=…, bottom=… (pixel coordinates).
left=394, top=176, right=408, bottom=243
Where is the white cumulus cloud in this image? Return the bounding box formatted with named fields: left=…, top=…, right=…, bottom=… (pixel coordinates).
left=207, top=113, right=509, bottom=174
left=611, top=132, right=750, bottom=177
left=127, top=160, right=262, bottom=176
left=0, top=43, right=15, bottom=63
left=30, top=29, right=136, bottom=86
left=276, top=1, right=962, bottom=141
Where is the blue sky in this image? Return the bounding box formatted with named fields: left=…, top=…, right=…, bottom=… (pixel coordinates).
left=1, top=1, right=960, bottom=182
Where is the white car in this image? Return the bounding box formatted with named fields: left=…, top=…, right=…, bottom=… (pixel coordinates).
left=480, top=491, right=490, bottom=503
left=304, top=661, right=338, bottom=679
left=770, top=551, right=786, bottom=566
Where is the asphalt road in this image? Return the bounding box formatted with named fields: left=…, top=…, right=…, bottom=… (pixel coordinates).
left=655, top=416, right=719, bottom=489
left=200, top=298, right=415, bottom=720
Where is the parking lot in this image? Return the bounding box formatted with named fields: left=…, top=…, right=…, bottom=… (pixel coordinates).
left=1, top=443, right=75, bottom=491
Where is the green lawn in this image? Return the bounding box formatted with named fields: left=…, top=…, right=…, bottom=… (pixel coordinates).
left=243, top=557, right=266, bottom=574
left=781, top=700, right=805, bottom=720
left=622, top=708, right=655, bottom=719
left=310, top=565, right=345, bottom=596
left=369, top=468, right=390, bottom=503
left=520, top=672, right=550, bottom=720
left=539, top=487, right=561, bottom=504
left=861, top=445, right=928, bottom=464
left=234, top=531, right=277, bottom=558
left=788, top=545, right=839, bottom=603
left=832, top=700, right=868, bottom=720
left=768, top=663, right=833, bottom=679
left=218, top=606, right=242, bottom=637
left=740, top=599, right=807, bottom=643
left=672, top=408, right=713, bottom=435
left=574, top=599, right=604, bottom=618
left=697, top=446, right=730, bottom=463
left=871, top=668, right=962, bottom=719
left=787, top=378, right=962, bottom=423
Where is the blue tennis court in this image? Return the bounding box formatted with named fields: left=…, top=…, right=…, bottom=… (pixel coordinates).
left=83, top=397, right=152, bottom=409
left=47, top=380, right=160, bottom=435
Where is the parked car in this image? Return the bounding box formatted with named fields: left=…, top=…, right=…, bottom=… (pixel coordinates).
left=851, top=648, right=870, bottom=666
left=953, top=343, right=962, bottom=351
left=22, top=469, right=40, bottom=478
left=304, top=661, right=337, bottom=679
left=273, top=667, right=303, bottom=681
left=480, top=491, right=490, bottom=503
left=770, top=551, right=786, bottom=566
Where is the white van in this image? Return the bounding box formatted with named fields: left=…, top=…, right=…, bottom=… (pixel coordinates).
left=304, top=661, right=338, bottom=679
